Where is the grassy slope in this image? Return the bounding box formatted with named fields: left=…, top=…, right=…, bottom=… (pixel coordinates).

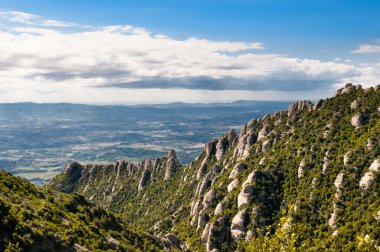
left=0, top=170, right=163, bottom=252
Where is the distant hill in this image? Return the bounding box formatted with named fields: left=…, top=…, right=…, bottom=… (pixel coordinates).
left=0, top=100, right=289, bottom=185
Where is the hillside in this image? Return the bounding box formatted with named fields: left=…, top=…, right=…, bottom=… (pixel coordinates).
left=49, top=83, right=380, bottom=251
left=0, top=170, right=166, bottom=251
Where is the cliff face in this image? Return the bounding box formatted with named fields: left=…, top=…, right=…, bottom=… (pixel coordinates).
left=50, top=84, right=380, bottom=251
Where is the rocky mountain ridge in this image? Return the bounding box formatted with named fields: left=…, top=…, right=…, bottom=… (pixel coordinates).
left=50, top=83, right=380, bottom=251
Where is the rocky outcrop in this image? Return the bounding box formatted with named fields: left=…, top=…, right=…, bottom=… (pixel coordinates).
left=242, top=171, right=256, bottom=187
left=203, top=189, right=216, bottom=208
left=197, top=209, right=208, bottom=233
left=64, top=162, right=82, bottom=180
left=314, top=99, right=325, bottom=110
left=238, top=184, right=254, bottom=208
left=351, top=114, right=364, bottom=128
left=205, top=141, right=216, bottom=157
left=287, top=100, right=313, bottom=124
left=227, top=179, right=239, bottom=192
left=350, top=100, right=359, bottom=110
left=231, top=208, right=248, bottom=240
left=215, top=129, right=237, bottom=160
left=198, top=172, right=212, bottom=196
left=329, top=171, right=344, bottom=228
left=336, top=83, right=362, bottom=95
left=298, top=159, right=306, bottom=179
left=164, top=149, right=180, bottom=181
left=197, top=158, right=208, bottom=180
left=235, top=119, right=258, bottom=159
left=322, top=151, right=329, bottom=174
left=138, top=169, right=151, bottom=192
left=360, top=160, right=380, bottom=190
left=229, top=163, right=248, bottom=179
left=214, top=201, right=224, bottom=215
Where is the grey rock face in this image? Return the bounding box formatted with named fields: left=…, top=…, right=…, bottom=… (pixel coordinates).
left=314, top=99, right=324, bottom=110
left=198, top=172, right=212, bottom=196
left=214, top=201, right=224, bottom=216
left=287, top=100, right=313, bottom=124
left=336, top=83, right=361, bottom=95
left=215, top=129, right=238, bottom=160
left=163, top=234, right=182, bottom=248
left=298, top=159, right=306, bottom=179
left=197, top=158, right=208, bottom=180
left=351, top=114, right=364, bottom=128
left=227, top=179, right=239, bottom=192
left=203, top=189, right=216, bottom=208
left=229, top=163, right=248, bottom=179
left=196, top=209, right=208, bottom=233
left=138, top=169, right=151, bottom=192
left=164, top=149, right=180, bottom=181
left=205, top=141, right=216, bottom=157
left=350, top=100, right=359, bottom=110
left=360, top=160, right=380, bottom=190
left=231, top=208, right=248, bottom=240
left=238, top=184, right=254, bottom=208
left=64, top=162, right=82, bottom=179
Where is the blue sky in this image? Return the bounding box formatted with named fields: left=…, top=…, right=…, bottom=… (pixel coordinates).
left=0, top=0, right=379, bottom=104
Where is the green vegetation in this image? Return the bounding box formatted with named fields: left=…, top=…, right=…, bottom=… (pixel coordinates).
left=0, top=170, right=163, bottom=251
left=48, top=85, right=380, bottom=251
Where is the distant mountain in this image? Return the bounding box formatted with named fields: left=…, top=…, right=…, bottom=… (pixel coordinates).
left=0, top=100, right=289, bottom=185
left=49, top=84, right=380, bottom=251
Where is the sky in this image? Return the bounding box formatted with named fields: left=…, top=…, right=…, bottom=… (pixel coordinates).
left=0, top=0, right=379, bottom=104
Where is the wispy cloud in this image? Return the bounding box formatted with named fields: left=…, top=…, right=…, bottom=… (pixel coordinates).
left=0, top=10, right=379, bottom=104
left=351, top=39, right=380, bottom=54
left=0, top=11, right=76, bottom=27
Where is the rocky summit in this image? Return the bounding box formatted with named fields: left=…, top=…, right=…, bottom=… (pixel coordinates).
left=2, top=84, right=380, bottom=251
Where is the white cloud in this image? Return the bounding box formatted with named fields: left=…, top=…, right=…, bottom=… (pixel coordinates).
left=0, top=10, right=379, bottom=104
left=0, top=11, right=76, bottom=27
left=351, top=40, right=380, bottom=54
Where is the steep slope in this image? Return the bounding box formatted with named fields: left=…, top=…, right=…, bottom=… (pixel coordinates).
left=50, top=84, right=380, bottom=251
left=0, top=170, right=164, bottom=251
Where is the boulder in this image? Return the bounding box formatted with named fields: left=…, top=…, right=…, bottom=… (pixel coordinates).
left=350, top=100, right=359, bottom=110
left=203, top=189, right=216, bottom=208
left=214, top=201, right=224, bottom=216
left=201, top=224, right=210, bottom=243
left=229, top=163, right=248, bottom=179
left=298, top=159, right=306, bottom=179
left=242, top=171, right=256, bottom=187
left=227, top=179, right=239, bottom=192
left=351, top=114, right=364, bottom=128
left=257, top=125, right=269, bottom=141
left=262, top=139, right=271, bottom=152
left=238, top=185, right=254, bottom=208
left=336, top=83, right=361, bottom=95
left=163, top=234, right=182, bottom=248
left=360, top=160, right=380, bottom=190
left=231, top=209, right=248, bottom=240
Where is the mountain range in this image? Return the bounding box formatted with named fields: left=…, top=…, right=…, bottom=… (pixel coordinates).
left=1, top=84, right=379, bottom=251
